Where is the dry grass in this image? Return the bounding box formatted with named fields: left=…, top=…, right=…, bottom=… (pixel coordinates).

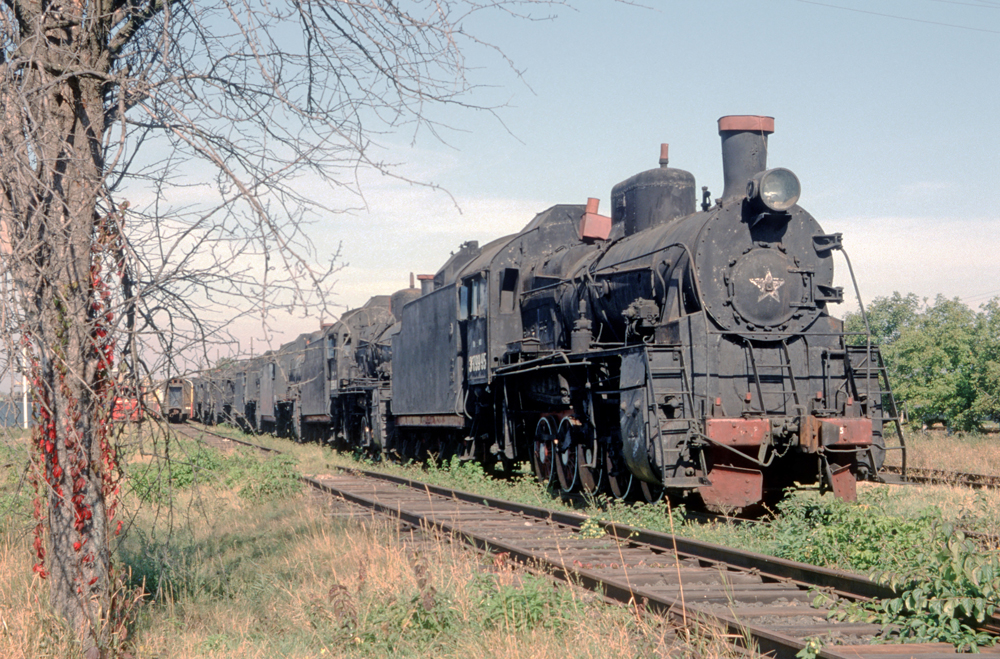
left=883, top=430, right=1000, bottom=474
left=877, top=430, right=1000, bottom=533
left=0, top=527, right=84, bottom=657
left=2, top=477, right=752, bottom=659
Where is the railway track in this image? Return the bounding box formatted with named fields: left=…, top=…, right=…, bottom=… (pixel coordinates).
left=169, top=422, right=1000, bottom=658
left=880, top=465, right=1000, bottom=490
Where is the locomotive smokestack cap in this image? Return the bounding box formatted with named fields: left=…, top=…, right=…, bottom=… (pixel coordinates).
left=579, top=197, right=611, bottom=241
left=417, top=274, right=435, bottom=296
left=718, top=115, right=774, bottom=203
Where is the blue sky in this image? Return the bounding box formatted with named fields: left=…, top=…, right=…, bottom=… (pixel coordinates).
left=238, top=0, right=1000, bottom=349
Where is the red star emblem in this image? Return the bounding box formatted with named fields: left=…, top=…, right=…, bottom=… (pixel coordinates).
left=749, top=270, right=785, bottom=303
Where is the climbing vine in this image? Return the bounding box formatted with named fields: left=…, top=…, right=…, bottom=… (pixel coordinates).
left=28, top=207, right=126, bottom=586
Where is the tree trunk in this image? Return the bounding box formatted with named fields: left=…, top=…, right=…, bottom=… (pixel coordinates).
left=5, top=7, right=117, bottom=647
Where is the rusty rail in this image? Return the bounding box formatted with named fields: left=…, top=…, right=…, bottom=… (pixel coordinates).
left=175, top=422, right=1000, bottom=657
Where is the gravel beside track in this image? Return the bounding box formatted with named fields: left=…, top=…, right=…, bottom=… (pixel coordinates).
left=174, top=422, right=1000, bottom=658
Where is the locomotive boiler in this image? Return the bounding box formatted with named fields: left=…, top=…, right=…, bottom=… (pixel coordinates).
left=391, top=115, right=903, bottom=510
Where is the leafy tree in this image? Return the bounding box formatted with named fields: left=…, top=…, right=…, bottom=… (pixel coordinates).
left=846, top=293, right=996, bottom=431
left=844, top=291, right=921, bottom=345
left=970, top=298, right=1000, bottom=424
left=889, top=296, right=978, bottom=430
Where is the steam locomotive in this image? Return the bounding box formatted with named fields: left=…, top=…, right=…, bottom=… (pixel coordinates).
left=174, top=115, right=904, bottom=511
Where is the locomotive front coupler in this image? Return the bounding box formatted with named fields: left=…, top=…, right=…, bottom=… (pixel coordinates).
left=769, top=415, right=801, bottom=438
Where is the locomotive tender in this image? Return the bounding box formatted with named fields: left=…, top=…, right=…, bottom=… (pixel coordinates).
left=173, top=115, right=903, bottom=511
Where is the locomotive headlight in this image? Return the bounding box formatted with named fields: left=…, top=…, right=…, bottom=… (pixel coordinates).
left=746, top=168, right=801, bottom=212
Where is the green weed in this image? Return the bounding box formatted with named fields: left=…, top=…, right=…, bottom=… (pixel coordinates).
left=821, top=529, right=1000, bottom=651
left=759, top=489, right=943, bottom=572
left=128, top=438, right=301, bottom=504
left=472, top=571, right=586, bottom=631
left=0, top=441, right=31, bottom=523
left=307, top=565, right=592, bottom=656
left=224, top=452, right=301, bottom=502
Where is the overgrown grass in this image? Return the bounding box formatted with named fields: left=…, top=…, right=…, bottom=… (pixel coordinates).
left=262, top=435, right=1000, bottom=549
left=201, top=422, right=1000, bottom=553
left=231, top=428, right=1000, bottom=652
left=110, top=494, right=739, bottom=658
left=0, top=435, right=32, bottom=526
left=128, top=434, right=302, bottom=504
left=1, top=430, right=83, bottom=656
left=1, top=426, right=749, bottom=658
left=8, top=421, right=994, bottom=654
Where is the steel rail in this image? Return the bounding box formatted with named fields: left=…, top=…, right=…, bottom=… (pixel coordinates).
left=174, top=422, right=1000, bottom=655
left=881, top=465, right=1000, bottom=489
left=338, top=467, right=894, bottom=600
left=307, top=469, right=1000, bottom=659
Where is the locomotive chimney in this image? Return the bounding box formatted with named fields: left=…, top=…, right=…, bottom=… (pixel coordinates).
left=718, top=115, right=774, bottom=203
left=417, top=274, right=435, bottom=296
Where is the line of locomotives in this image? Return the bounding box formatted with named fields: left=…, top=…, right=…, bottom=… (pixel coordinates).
left=165, top=115, right=905, bottom=512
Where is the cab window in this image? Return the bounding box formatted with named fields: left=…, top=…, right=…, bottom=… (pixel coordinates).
left=463, top=276, right=487, bottom=318
left=459, top=285, right=469, bottom=321
left=500, top=268, right=518, bottom=313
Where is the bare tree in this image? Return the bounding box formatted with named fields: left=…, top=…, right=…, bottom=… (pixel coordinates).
left=0, top=0, right=566, bottom=650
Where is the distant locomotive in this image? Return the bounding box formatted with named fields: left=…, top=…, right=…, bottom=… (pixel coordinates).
left=164, top=378, right=194, bottom=423
left=180, top=116, right=904, bottom=511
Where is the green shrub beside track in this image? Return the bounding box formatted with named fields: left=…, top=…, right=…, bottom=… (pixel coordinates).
left=819, top=530, right=1000, bottom=651
left=755, top=491, right=944, bottom=572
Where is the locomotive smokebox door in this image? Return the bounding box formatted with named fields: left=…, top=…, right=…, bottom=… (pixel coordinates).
left=619, top=351, right=659, bottom=484
left=729, top=247, right=803, bottom=329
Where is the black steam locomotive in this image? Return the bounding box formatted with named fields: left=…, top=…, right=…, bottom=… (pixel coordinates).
left=175, top=115, right=904, bottom=511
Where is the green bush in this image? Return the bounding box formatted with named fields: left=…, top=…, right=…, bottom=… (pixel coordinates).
left=762, top=490, right=943, bottom=572
left=0, top=442, right=31, bottom=522
left=823, top=530, right=1000, bottom=651
left=226, top=452, right=301, bottom=502
left=317, top=569, right=588, bottom=655
left=472, top=572, right=586, bottom=632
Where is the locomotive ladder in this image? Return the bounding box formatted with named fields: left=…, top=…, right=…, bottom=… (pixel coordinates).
left=743, top=340, right=801, bottom=415
left=644, top=347, right=698, bottom=476
left=844, top=346, right=908, bottom=473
